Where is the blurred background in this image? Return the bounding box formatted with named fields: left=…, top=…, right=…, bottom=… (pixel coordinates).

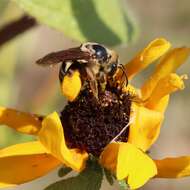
left=0, top=0, right=190, bottom=189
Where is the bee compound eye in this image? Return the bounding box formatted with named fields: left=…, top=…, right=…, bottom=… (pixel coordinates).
left=92, top=44, right=108, bottom=62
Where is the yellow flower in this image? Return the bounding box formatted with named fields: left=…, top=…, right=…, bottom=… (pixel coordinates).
left=0, top=38, right=190, bottom=189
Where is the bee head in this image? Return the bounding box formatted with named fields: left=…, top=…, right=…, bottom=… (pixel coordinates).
left=81, top=43, right=109, bottom=62
left=81, top=43, right=119, bottom=76
left=90, top=44, right=108, bottom=62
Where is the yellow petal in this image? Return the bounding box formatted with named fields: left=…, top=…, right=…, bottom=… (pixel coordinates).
left=146, top=73, right=185, bottom=109
left=155, top=156, right=190, bottom=178
left=99, top=143, right=119, bottom=172
left=0, top=107, right=42, bottom=135
left=135, top=96, right=169, bottom=148
left=151, top=95, right=170, bottom=113
left=38, top=112, right=88, bottom=172
left=61, top=70, right=82, bottom=101
left=100, top=142, right=157, bottom=189
left=123, top=38, right=171, bottom=79
left=0, top=141, right=60, bottom=188
left=128, top=103, right=164, bottom=152
left=141, top=47, right=190, bottom=100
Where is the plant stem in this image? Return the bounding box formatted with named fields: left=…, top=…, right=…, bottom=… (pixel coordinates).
left=0, top=14, right=37, bottom=47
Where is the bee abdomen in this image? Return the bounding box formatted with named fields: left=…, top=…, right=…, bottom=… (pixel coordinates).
left=59, top=61, right=73, bottom=82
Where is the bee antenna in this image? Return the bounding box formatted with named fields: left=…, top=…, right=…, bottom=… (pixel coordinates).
left=118, top=64, right=128, bottom=86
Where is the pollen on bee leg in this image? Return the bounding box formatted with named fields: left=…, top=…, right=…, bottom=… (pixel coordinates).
left=61, top=70, right=82, bottom=102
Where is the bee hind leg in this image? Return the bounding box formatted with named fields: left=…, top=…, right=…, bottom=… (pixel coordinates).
left=117, top=64, right=128, bottom=89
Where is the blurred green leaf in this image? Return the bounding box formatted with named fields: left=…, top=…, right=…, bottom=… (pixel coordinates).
left=0, top=42, right=18, bottom=105
left=58, top=167, right=72, bottom=178
left=104, top=168, right=114, bottom=186
left=0, top=0, right=9, bottom=16
left=15, top=0, right=136, bottom=46
left=45, top=159, right=103, bottom=190
left=118, top=180, right=129, bottom=190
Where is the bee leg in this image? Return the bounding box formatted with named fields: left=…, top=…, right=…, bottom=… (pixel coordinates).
left=99, top=71, right=107, bottom=92
left=118, top=64, right=128, bottom=89
left=89, top=80, right=99, bottom=99
left=85, top=67, right=99, bottom=99
left=109, top=75, right=118, bottom=90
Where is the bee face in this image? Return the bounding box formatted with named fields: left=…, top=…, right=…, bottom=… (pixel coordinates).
left=81, top=43, right=109, bottom=62
left=81, top=43, right=119, bottom=80
left=36, top=42, right=127, bottom=100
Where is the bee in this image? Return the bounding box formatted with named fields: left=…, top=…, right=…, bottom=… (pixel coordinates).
left=36, top=42, right=128, bottom=99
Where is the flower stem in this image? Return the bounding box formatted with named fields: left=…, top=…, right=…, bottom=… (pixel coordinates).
left=0, top=14, right=37, bottom=47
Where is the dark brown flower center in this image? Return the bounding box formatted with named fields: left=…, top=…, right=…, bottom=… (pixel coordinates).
left=60, top=86, right=132, bottom=157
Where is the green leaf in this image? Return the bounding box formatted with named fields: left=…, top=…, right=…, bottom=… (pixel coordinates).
left=118, top=180, right=129, bottom=190
left=15, top=0, right=137, bottom=46
left=58, top=167, right=72, bottom=178
left=0, top=0, right=9, bottom=15
left=104, top=168, right=114, bottom=186
left=45, top=160, right=103, bottom=190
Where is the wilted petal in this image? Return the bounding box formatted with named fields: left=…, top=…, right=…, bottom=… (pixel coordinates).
left=0, top=141, right=60, bottom=188
left=38, top=112, right=88, bottom=172
left=141, top=47, right=190, bottom=100
left=155, top=156, right=190, bottom=178
left=122, top=38, right=171, bottom=79
left=146, top=73, right=186, bottom=110
left=0, top=107, right=42, bottom=135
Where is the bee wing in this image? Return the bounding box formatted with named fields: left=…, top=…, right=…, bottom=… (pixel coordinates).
left=36, top=47, right=90, bottom=66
